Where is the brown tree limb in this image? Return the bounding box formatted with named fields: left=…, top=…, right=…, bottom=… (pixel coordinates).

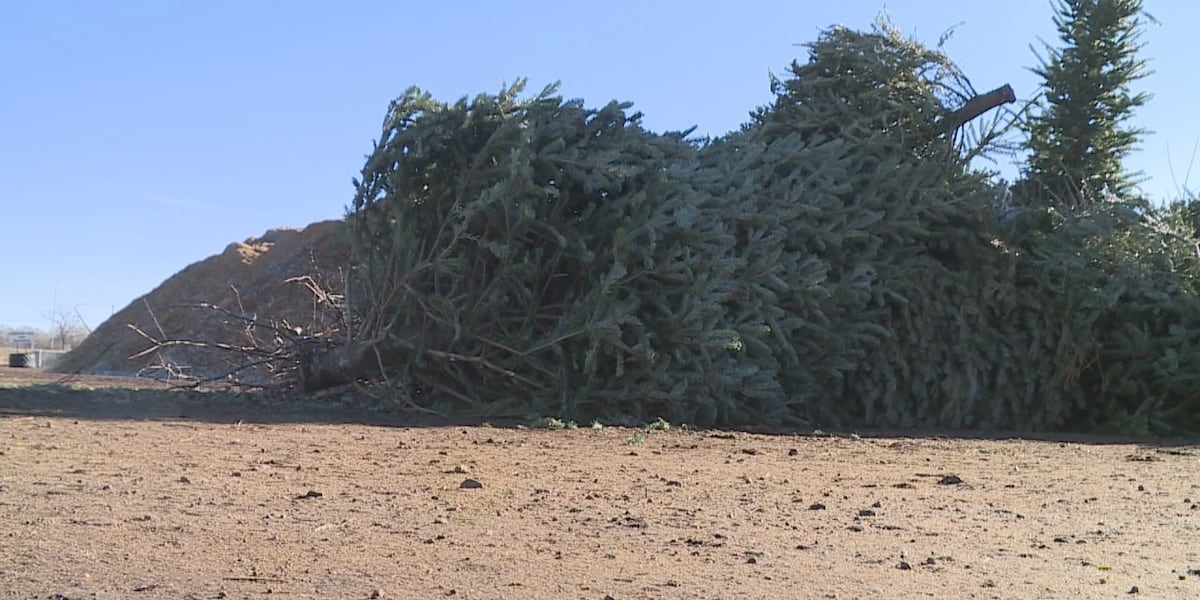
left=938, top=84, right=1016, bottom=134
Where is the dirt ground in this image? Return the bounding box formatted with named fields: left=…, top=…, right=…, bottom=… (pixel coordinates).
left=2, top=366, right=1200, bottom=599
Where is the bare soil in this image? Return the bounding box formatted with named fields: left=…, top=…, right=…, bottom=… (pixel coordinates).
left=3, top=366, right=1200, bottom=600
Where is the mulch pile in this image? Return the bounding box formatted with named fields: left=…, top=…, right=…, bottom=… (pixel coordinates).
left=51, top=220, right=350, bottom=380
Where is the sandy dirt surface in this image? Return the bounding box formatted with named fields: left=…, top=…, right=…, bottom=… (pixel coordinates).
left=3, top=366, right=1200, bottom=600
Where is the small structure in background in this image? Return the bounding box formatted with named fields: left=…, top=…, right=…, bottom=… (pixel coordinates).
left=8, top=330, right=35, bottom=350
left=7, top=349, right=64, bottom=369
left=5, top=331, right=65, bottom=369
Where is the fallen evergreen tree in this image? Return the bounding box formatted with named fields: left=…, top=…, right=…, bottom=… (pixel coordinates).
left=342, top=82, right=788, bottom=424
left=997, top=198, right=1200, bottom=435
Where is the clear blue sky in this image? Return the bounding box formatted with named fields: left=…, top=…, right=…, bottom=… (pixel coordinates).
left=2, top=1, right=1197, bottom=332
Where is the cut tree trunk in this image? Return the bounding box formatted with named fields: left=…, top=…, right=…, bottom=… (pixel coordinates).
left=939, top=84, right=1016, bottom=134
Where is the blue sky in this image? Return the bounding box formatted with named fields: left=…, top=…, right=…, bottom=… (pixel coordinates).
left=1, top=1, right=1197, bottom=332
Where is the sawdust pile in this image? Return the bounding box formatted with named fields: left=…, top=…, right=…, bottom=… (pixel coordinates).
left=52, top=220, right=350, bottom=379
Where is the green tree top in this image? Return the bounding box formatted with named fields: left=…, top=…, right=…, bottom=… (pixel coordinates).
left=1025, top=0, right=1154, bottom=204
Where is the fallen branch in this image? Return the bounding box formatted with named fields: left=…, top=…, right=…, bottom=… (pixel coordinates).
left=127, top=293, right=338, bottom=390
left=127, top=325, right=272, bottom=360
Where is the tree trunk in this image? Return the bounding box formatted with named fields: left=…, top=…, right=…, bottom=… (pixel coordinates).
left=939, top=84, right=1016, bottom=134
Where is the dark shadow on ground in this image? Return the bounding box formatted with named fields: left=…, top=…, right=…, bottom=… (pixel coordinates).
left=0, top=384, right=484, bottom=428
left=2, top=382, right=1199, bottom=450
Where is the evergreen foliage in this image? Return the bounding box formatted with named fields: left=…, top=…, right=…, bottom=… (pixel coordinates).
left=1024, top=0, right=1153, bottom=203
left=342, top=20, right=1200, bottom=435
left=704, top=23, right=1018, bottom=428
left=346, top=83, right=786, bottom=425
left=999, top=199, right=1200, bottom=435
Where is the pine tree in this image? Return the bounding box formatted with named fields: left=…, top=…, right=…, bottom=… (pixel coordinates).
left=1024, top=0, right=1153, bottom=204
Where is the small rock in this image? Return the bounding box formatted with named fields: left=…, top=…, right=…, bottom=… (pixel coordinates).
left=808, top=502, right=826, bottom=511
left=1127, top=585, right=1139, bottom=594
left=858, top=509, right=876, bottom=517
left=178, top=476, right=191, bottom=484
left=788, top=448, right=798, bottom=456
left=295, top=490, right=323, bottom=500
left=460, top=479, right=483, bottom=489
left=937, top=475, right=963, bottom=485
left=370, top=589, right=384, bottom=599
left=897, top=561, right=912, bottom=570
